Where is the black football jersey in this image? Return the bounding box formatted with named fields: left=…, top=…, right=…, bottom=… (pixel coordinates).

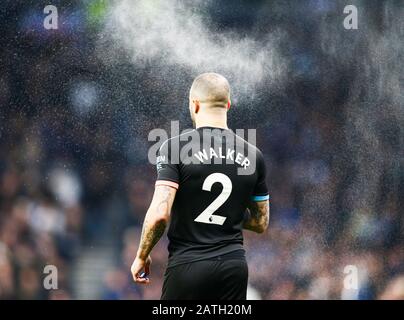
left=155, top=127, right=269, bottom=268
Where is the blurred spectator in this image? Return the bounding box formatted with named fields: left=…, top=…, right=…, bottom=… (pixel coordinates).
left=379, top=275, right=404, bottom=300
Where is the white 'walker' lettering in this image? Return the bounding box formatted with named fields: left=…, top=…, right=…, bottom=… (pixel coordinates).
left=194, top=148, right=250, bottom=169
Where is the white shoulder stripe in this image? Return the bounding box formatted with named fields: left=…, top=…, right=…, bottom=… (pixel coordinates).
left=159, top=129, right=196, bottom=152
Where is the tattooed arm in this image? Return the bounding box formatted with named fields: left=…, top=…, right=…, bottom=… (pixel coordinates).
left=243, top=200, right=270, bottom=234
left=131, top=185, right=177, bottom=284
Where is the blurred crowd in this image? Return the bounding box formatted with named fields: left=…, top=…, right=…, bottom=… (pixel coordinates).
left=0, top=1, right=403, bottom=300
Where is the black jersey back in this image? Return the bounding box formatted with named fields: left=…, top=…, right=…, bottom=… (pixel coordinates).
left=156, top=127, right=269, bottom=268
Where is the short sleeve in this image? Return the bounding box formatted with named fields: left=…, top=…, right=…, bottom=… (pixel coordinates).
left=251, top=150, right=269, bottom=202
left=155, top=140, right=180, bottom=189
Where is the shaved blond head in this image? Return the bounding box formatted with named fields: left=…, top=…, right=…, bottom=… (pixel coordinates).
left=190, top=73, right=230, bottom=108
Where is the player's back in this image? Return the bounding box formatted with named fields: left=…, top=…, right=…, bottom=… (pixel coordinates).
left=156, top=126, right=268, bottom=268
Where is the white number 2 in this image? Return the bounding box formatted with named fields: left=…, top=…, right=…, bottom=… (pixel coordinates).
left=194, top=173, right=232, bottom=225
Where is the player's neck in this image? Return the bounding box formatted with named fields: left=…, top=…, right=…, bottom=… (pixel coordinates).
left=195, top=112, right=228, bottom=130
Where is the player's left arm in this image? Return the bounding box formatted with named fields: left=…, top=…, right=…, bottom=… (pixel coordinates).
left=131, top=184, right=177, bottom=284
left=243, top=199, right=270, bottom=233
left=243, top=148, right=270, bottom=233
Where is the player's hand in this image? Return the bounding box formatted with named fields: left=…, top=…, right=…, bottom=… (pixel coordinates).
left=131, top=256, right=152, bottom=284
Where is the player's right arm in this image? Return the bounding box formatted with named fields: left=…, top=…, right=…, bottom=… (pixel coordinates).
left=131, top=139, right=179, bottom=284
left=243, top=200, right=269, bottom=233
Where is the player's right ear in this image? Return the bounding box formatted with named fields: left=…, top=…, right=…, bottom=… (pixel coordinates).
left=193, top=100, right=200, bottom=114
